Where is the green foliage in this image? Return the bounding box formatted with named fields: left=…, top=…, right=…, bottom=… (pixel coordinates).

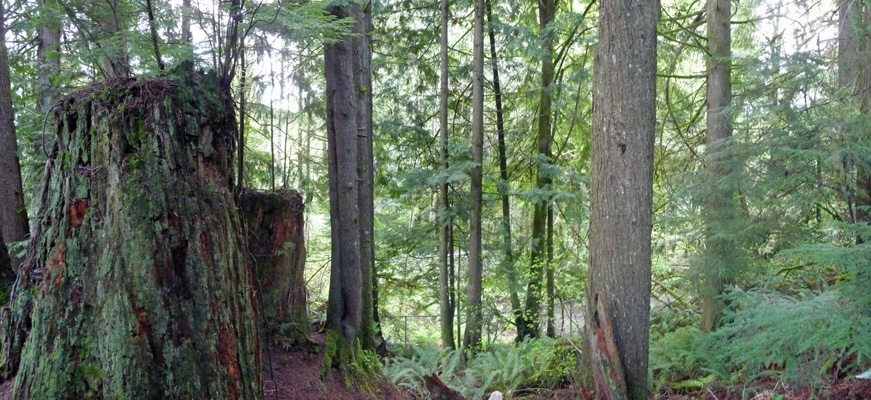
left=383, top=337, right=580, bottom=398
left=651, top=288, right=871, bottom=391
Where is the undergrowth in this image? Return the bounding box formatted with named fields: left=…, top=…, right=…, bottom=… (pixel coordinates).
left=383, top=337, right=581, bottom=399
left=651, top=287, right=871, bottom=393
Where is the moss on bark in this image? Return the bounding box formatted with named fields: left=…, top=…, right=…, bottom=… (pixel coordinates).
left=1, top=70, right=262, bottom=399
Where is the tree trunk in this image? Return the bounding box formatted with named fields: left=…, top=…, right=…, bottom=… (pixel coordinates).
left=237, top=45, right=247, bottom=198
left=324, top=0, right=374, bottom=362
left=103, top=0, right=130, bottom=78
left=37, top=0, right=62, bottom=113
left=463, top=0, right=485, bottom=352
left=2, top=73, right=261, bottom=399
left=546, top=206, right=555, bottom=338
left=701, top=0, right=734, bottom=333
left=439, top=0, right=455, bottom=350
left=239, top=189, right=308, bottom=342
left=585, top=0, right=658, bottom=396
left=486, top=0, right=522, bottom=338
left=358, top=1, right=376, bottom=352
left=182, top=0, right=192, bottom=44
left=841, top=0, right=871, bottom=230
left=0, top=0, right=29, bottom=273
left=521, top=0, right=556, bottom=341
left=0, top=220, right=11, bottom=283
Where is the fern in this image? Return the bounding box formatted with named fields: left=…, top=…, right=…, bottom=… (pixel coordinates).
left=651, top=287, right=871, bottom=390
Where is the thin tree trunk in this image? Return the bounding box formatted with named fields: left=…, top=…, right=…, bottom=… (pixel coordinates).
left=546, top=206, right=555, bottom=338
left=521, top=0, right=556, bottom=340
left=182, top=0, right=192, bottom=44
left=0, top=0, right=28, bottom=273
left=270, top=98, right=276, bottom=191
left=841, top=0, right=871, bottom=232
left=701, top=0, right=733, bottom=333
left=37, top=0, right=62, bottom=113
left=358, top=1, right=376, bottom=351
left=585, top=0, right=658, bottom=396
left=145, top=0, right=165, bottom=70
left=104, top=0, right=130, bottom=78
left=438, top=0, right=456, bottom=350
left=450, top=211, right=458, bottom=349
left=463, top=0, right=485, bottom=352
left=237, top=44, right=246, bottom=197
left=485, top=0, right=522, bottom=336
left=5, top=75, right=262, bottom=399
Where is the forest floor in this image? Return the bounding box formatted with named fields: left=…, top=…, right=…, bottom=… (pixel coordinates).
left=655, top=377, right=871, bottom=400
left=263, top=332, right=414, bottom=400
left=1, top=339, right=869, bottom=399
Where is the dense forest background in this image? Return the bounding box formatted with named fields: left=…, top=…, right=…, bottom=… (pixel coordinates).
left=0, top=0, right=870, bottom=398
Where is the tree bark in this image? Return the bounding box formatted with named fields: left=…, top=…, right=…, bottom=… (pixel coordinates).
left=585, top=0, right=658, bottom=396
left=546, top=206, right=555, bottom=338
left=463, top=0, right=485, bottom=352
left=358, top=1, right=376, bottom=351
left=486, top=0, right=522, bottom=339
left=0, top=0, right=29, bottom=273
left=237, top=45, right=247, bottom=198
left=439, top=0, right=456, bottom=350
left=521, top=0, right=556, bottom=340
left=103, top=0, right=131, bottom=78
left=37, top=0, right=62, bottom=113
left=324, top=1, right=375, bottom=360
left=0, top=211, right=11, bottom=283
left=701, top=0, right=734, bottom=333
left=239, top=189, right=308, bottom=342
left=182, top=0, right=192, bottom=45
left=2, top=73, right=261, bottom=399
left=840, top=0, right=871, bottom=230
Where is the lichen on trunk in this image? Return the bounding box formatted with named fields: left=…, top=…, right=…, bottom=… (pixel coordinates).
left=1, top=70, right=262, bottom=399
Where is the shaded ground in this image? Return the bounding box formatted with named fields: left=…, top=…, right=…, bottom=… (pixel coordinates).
left=656, top=378, right=871, bottom=400
left=263, top=333, right=414, bottom=400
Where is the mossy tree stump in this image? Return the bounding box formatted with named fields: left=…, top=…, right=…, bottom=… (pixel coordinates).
left=239, top=188, right=308, bottom=342
left=1, top=72, right=262, bottom=399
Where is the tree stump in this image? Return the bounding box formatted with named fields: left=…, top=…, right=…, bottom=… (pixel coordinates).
left=239, top=188, right=308, bottom=342
left=1, top=71, right=262, bottom=399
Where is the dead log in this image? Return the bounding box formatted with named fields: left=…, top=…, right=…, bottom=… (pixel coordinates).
left=424, top=373, right=464, bottom=400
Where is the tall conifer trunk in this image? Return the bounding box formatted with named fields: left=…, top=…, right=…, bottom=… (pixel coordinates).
left=0, top=0, right=29, bottom=274
left=464, top=0, right=486, bottom=352
left=2, top=73, right=262, bottom=399
left=486, top=0, right=522, bottom=337
left=521, top=0, right=556, bottom=340
left=701, top=0, right=734, bottom=333
left=37, top=0, right=62, bottom=113
left=585, top=0, right=658, bottom=396
left=840, top=0, right=871, bottom=230
left=439, top=0, right=455, bottom=349
left=324, top=0, right=376, bottom=360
